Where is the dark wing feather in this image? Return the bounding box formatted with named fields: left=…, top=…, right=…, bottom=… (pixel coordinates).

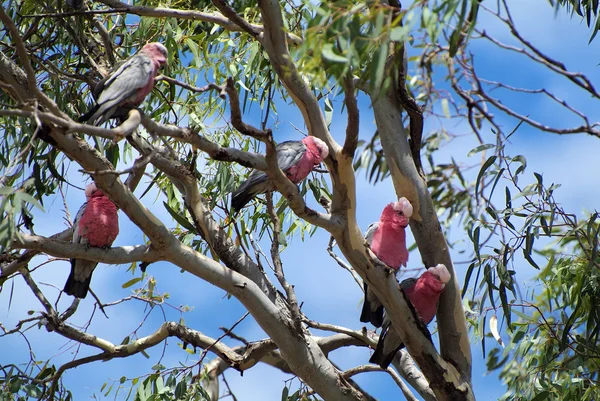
left=369, top=316, right=404, bottom=369
left=360, top=282, right=384, bottom=327
left=230, top=141, right=306, bottom=213
left=231, top=169, right=272, bottom=212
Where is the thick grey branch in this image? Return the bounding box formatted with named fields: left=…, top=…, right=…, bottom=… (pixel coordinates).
left=11, top=234, right=161, bottom=265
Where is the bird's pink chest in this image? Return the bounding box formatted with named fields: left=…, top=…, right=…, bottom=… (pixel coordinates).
left=406, top=286, right=439, bottom=325
left=371, top=225, right=408, bottom=269
left=287, top=152, right=316, bottom=183
left=79, top=197, right=119, bottom=247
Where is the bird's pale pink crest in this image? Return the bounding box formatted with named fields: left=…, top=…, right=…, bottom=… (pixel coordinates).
left=302, top=136, right=329, bottom=162
left=84, top=183, right=97, bottom=199
left=417, top=264, right=450, bottom=295
left=141, top=42, right=168, bottom=68
left=381, top=197, right=412, bottom=228
left=427, top=264, right=451, bottom=285
left=406, top=264, right=449, bottom=324
left=392, top=197, right=413, bottom=218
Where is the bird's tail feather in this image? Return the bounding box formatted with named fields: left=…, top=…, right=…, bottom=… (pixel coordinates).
left=63, top=266, right=92, bottom=299
left=79, top=105, right=100, bottom=124
left=369, top=339, right=403, bottom=369
left=231, top=191, right=253, bottom=213
left=231, top=184, right=262, bottom=214
left=360, top=283, right=384, bottom=327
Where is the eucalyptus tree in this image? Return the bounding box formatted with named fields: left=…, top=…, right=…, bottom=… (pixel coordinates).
left=1, top=0, right=599, bottom=400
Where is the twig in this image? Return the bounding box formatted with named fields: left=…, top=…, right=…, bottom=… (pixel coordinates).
left=211, top=0, right=260, bottom=37
left=341, top=365, right=419, bottom=401
left=139, top=114, right=267, bottom=170
left=58, top=298, right=80, bottom=321
left=221, top=372, right=239, bottom=401
left=19, top=268, right=54, bottom=314
left=80, top=149, right=156, bottom=176
left=21, top=8, right=128, bottom=18
left=224, top=77, right=271, bottom=142
left=197, top=312, right=250, bottom=368
left=266, top=192, right=303, bottom=333
left=303, top=319, right=375, bottom=346
left=157, top=75, right=226, bottom=97
left=326, top=238, right=363, bottom=290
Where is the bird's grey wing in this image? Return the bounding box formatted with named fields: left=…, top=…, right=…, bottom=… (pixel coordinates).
left=91, top=60, right=126, bottom=100
left=72, top=202, right=87, bottom=244
left=96, top=54, right=153, bottom=109
left=364, top=222, right=379, bottom=245
left=276, top=141, right=307, bottom=172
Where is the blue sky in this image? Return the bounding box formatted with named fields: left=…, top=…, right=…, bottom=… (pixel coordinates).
left=2, top=0, right=600, bottom=400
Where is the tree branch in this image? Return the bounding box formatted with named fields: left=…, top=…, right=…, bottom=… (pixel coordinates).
left=369, top=72, right=473, bottom=401
left=342, top=72, right=360, bottom=158
left=95, top=0, right=301, bottom=45
left=341, top=365, right=419, bottom=401
left=11, top=234, right=161, bottom=265
left=139, top=114, right=267, bottom=170
left=266, top=192, right=303, bottom=332
left=0, top=8, right=65, bottom=117
left=211, top=0, right=261, bottom=37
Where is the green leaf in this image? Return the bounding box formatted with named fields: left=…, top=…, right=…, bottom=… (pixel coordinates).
left=281, top=386, right=289, bottom=401
left=321, top=43, right=348, bottom=63
left=475, top=155, right=497, bottom=198
left=163, top=202, right=197, bottom=233
left=467, top=143, right=495, bottom=157
left=122, top=277, right=142, bottom=289
left=530, top=390, right=550, bottom=401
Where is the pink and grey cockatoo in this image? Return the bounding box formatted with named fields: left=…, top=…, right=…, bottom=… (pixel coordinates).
left=63, top=183, right=119, bottom=298
left=360, top=198, right=413, bottom=327
left=231, top=136, right=329, bottom=213
left=369, top=264, right=451, bottom=369
left=80, top=42, right=168, bottom=126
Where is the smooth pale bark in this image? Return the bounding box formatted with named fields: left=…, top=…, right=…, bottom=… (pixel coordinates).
left=371, top=91, right=473, bottom=382
left=0, top=3, right=475, bottom=398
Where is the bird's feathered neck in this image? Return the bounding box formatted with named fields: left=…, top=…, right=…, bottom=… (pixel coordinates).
left=380, top=204, right=410, bottom=229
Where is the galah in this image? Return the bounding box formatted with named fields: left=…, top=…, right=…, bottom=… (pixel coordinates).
left=360, top=198, right=413, bottom=327
left=231, top=136, right=329, bottom=213
left=79, top=42, right=168, bottom=126
left=369, top=264, right=452, bottom=369
left=63, top=183, right=119, bottom=298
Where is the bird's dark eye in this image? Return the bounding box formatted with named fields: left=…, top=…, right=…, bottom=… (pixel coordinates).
left=397, top=211, right=403, bottom=216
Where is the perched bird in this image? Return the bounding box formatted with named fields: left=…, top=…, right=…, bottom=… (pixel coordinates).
left=369, top=264, right=451, bottom=369
left=80, top=42, right=168, bottom=126
left=360, top=198, right=413, bottom=327
left=231, top=136, right=329, bottom=213
left=63, top=183, right=119, bottom=298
